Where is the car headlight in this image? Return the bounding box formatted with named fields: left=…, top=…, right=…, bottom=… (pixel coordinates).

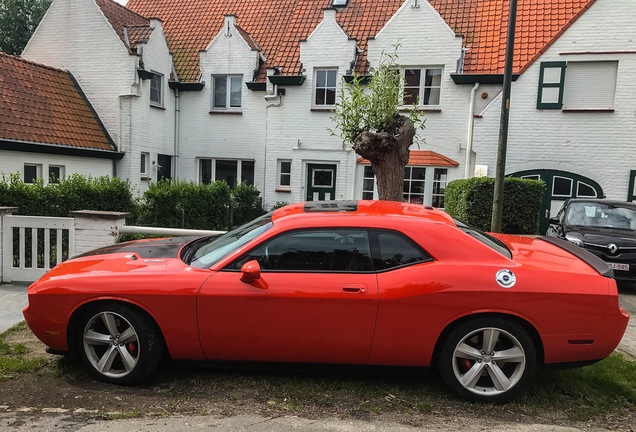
left=565, top=234, right=584, bottom=247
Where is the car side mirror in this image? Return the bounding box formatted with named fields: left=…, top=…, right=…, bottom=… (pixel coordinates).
left=549, top=217, right=560, bottom=225
left=240, top=260, right=261, bottom=283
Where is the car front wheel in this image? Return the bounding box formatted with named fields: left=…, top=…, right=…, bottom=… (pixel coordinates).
left=79, top=303, right=164, bottom=385
left=438, top=317, right=536, bottom=403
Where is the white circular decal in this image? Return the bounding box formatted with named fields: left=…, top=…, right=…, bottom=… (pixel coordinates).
left=495, top=269, right=516, bottom=288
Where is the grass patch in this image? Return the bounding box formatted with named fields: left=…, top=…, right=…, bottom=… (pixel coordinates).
left=0, top=322, right=49, bottom=379
left=99, top=410, right=142, bottom=421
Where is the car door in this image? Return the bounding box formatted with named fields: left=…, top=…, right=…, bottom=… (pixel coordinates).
left=196, top=228, right=378, bottom=364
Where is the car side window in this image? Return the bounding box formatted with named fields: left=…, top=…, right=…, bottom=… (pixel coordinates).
left=372, top=231, right=431, bottom=271
left=231, top=229, right=373, bottom=272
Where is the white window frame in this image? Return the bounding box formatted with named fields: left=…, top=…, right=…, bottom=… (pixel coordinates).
left=402, top=67, right=443, bottom=108
left=277, top=159, right=292, bottom=190
left=23, top=163, right=42, bottom=184
left=141, top=152, right=150, bottom=177
left=48, top=165, right=65, bottom=183
left=313, top=68, right=338, bottom=108
left=211, top=75, right=243, bottom=111
left=150, top=72, right=163, bottom=107
left=552, top=176, right=573, bottom=198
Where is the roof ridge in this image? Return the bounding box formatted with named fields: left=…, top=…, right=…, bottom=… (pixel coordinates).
left=0, top=52, right=69, bottom=75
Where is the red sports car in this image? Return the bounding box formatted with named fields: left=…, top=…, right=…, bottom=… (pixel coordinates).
left=23, top=200, right=629, bottom=402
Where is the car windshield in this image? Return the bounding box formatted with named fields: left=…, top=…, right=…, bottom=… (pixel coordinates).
left=453, top=219, right=512, bottom=258
left=183, top=213, right=273, bottom=268
left=566, top=202, right=636, bottom=229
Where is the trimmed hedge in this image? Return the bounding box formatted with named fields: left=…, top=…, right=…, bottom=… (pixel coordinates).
left=0, top=175, right=264, bottom=232
left=0, top=173, right=136, bottom=217
left=444, top=177, right=545, bottom=234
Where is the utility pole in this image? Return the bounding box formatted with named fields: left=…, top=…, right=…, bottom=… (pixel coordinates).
left=491, top=0, right=518, bottom=233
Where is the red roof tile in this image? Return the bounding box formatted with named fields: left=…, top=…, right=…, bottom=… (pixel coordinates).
left=0, top=53, right=117, bottom=152
left=96, top=0, right=152, bottom=52
left=358, top=150, right=459, bottom=167
left=124, top=0, right=595, bottom=82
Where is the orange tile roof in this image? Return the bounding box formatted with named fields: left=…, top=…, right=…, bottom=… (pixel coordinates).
left=0, top=53, right=117, bottom=152
left=429, top=0, right=596, bottom=74
left=124, top=0, right=595, bottom=82
left=95, top=0, right=152, bottom=52
left=358, top=150, right=459, bottom=167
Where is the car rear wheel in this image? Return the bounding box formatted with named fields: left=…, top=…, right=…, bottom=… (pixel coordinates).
left=438, top=318, right=536, bottom=403
left=79, top=303, right=164, bottom=385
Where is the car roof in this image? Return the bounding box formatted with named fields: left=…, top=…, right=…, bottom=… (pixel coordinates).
left=271, top=200, right=456, bottom=226
left=566, top=198, right=636, bottom=208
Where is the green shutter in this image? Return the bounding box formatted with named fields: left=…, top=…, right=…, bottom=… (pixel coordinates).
left=537, top=61, right=566, bottom=109
left=629, top=170, right=636, bottom=202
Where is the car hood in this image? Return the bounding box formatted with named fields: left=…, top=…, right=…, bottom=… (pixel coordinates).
left=566, top=225, right=636, bottom=247
left=73, top=236, right=201, bottom=260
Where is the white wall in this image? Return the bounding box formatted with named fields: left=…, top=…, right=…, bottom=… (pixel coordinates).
left=472, top=0, right=636, bottom=200
left=0, top=151, right=113, bottom=182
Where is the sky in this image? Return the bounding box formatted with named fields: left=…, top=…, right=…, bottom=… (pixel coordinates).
left=115, top=0, right=128, bottom=5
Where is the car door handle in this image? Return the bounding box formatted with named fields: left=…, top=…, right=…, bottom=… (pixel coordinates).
left=341, top=284, right=367, bottom=294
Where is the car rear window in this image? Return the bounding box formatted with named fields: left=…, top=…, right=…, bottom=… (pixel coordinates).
left=453, top=219, right=512, bottom=258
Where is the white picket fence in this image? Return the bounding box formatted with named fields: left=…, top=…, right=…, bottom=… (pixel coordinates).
left=1, top=215, right=75, bottom=283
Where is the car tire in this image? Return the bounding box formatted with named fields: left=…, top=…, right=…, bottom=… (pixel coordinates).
left=78, top=303, right=165, bottom=385
left=438, top=317, right=536, bottom=403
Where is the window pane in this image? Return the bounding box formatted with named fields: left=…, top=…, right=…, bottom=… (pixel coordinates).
left=49, top=166, right=61, bottom=183
left=241, top=160, right=255, bottom=185
left=200, top=159, right=212, bottom=184
left=363, top=166, right=374, bottom=177
left=374, top=232, right=429, bottom=270
left=423, top=87, right=440, bottom=105
left=403, top=87, right=419, bottom=105
left=315, top=88, right=326, bottom=105
left=362, top=191, right=374, bottom=200
left=411, top=167, right=426, bottom=180
left=543, top=67, right=563, bottom=84
left=150, top=74, right=161, bottom=104
left=316, top=70, right=326, bottom=87
left=214, top=77, right=227, bottom=108
left=404, top=69, right=420, bottom=86
left=553, top=176, right=573, bottom=196
left=141, top=153, right=148, bottom=174
left=230, top=76, right=242, bottom=107
left=215, top=160, right=237, bottom=187
left=24, top=165, right=38, bottom=183
left=363, top=178, right=375, bottom=191
left=577, top=182, right=597, bottom=198
left=425, top=68, right=442, bottom=87
left=313, top=170, right=333, bottom=187
left=326, top=88, right=336, bottom=105
left=281, top=161, right=291, bottom=174
left=326, top=70, right=337, bottom=87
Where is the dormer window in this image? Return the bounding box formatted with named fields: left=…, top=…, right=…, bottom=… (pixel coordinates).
left=332, top=0, right=349, bottom=7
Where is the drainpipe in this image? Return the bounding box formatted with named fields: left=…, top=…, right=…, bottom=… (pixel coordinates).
left=465, top=82, right=480, bottom=178
left=263, top=86, right=283, bottom=208
left=173, top=88, right=180, bottom=180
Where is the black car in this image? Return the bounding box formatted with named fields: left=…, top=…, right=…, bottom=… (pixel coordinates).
left=547, top=199, right=636, bottom=283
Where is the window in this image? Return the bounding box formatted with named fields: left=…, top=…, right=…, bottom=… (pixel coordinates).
left=48, top=165, right=65, bottom=183
left=432, top=168, right=448, bottom=208
left=537, top=61, right=618, bottom=110
left=199, top=159, right=254, bottom=187
left=552, top=176, right=573, bottom=197
left=233, top=229, right=372, bottom=272
left=314, top=69, right=337, bottom=107
left=403, top=67, right=442, bottom=107
left=403, top=167, right=426, bottom=204
left=373, top=231, right=431, bottom=271
left=362, top=166, right=375, bottom=200
left=24, top=164, right=41, bottom=184
left=150, top=72, right=163, bottom=106
left=277, top=160, right=291, bottom=190
left=141, top=152, right=149, bottom=176
left=331, top=0, right=349, bottom=6
left=212, top=75, right=242, bottom=110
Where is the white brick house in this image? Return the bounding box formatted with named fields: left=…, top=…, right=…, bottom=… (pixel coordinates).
left=16, top=0, right=636, bottom=231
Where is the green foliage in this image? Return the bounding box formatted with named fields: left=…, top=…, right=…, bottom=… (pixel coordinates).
left=0, top=0, right=51, bottom=55
left=330, top=46, right=424, bottom=144
left=444, top=177, right=545, bottom=234
left=0, top=173, right=136, bottom=217
left=230, top=183, right=263, bottom=227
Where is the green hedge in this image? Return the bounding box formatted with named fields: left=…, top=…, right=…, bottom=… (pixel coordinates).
left=0, top=175, right=264, bottom=232
left=444, top=177, right=545, bottom=234
left=0, top=173, right=136, bottom=217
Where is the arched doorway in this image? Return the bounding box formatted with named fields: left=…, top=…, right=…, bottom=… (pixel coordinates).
left=511, top=169, right=604, bottom=234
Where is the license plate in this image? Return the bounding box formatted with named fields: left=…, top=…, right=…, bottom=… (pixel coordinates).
left=608, top=262, right=630, bottom=271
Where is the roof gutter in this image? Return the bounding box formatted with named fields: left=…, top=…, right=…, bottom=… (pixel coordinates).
left=451, top=73, right=520, bottom=85
left=0, top=139, right=125, bottom=160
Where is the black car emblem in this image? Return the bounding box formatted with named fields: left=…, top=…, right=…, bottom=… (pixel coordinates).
left=607, top=243, right=619, bottom=254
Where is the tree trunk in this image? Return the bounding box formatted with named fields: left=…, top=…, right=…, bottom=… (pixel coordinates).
left=352, top=114, right=416, bottom=201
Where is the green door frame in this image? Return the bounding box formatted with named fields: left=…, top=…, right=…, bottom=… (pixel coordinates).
left=511, top=169, right=603, bottom=234
left=628, top=170, right=636, bottom=202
